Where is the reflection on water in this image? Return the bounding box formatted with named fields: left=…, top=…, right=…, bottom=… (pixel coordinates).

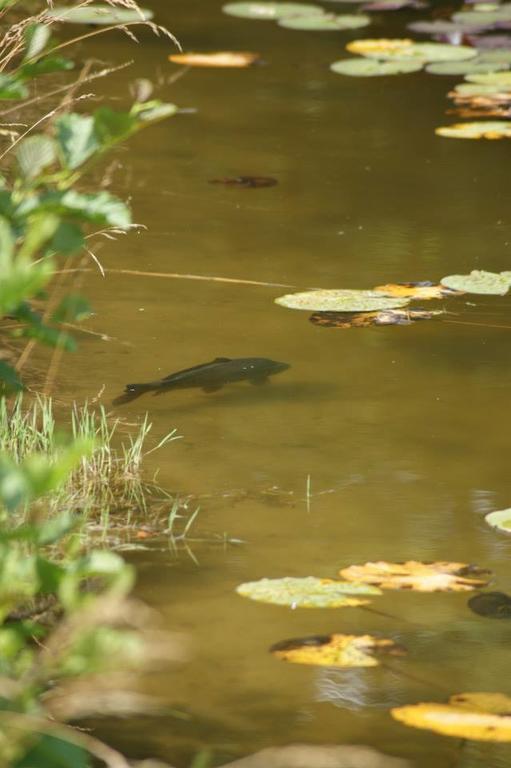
left=53, top=0, right=511, bottom=765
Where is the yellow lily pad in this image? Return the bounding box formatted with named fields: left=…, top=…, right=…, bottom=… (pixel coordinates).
left=373, top=282, right=461, bottom=299
left=485, top=509, right=511, bottom=533
left=436, top=121, right=511, bottom=139
left=339, top=561, right=490, bottom=592
left=270, top=633, right=405, bottom=667
left=236, top=576, right=381, bottom=607
left=309, top=308, right=443, bottom=328
left=392, top=692, right=511, bottom=742
left=168, top=52, right=259, bottom=67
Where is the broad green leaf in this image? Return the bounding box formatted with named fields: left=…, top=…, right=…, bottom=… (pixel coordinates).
left=36, top=512, right=76, bottom=546
left=465, top=71, right=511, bottom=85
left=16, top=135, right=57, bottom=179
left=45, top=4, right=154, bottom=24
left=440, top=270, right=511, bottom=294
left=17, top=213, right=59, bottom=259
left=55, top=113, right=98, bottom=170
left=454, top=83, right=511, bottom=97
left=15, top=734, right=92, bottom=768
left=275, top=288, right=410, bottom=311
left=485, top=509, right=511, bottom=533
left=60, top=550, right=134, bottom=609
left=20, top=56, right=74, bottom=79
left=236, top=576, right=381, bottom=607
left=17, top=190, right=131, bottom=229
left=347, top=38, right=477, bottom=62
left=0, top=214, right=14, bottom=266
left=436, top=121, right=511, bottom=139
left=49, top=221, right=84, bottom=255
left=331, top=58, right=423, bottom=76
left=425, top=60, right=509, bottom=76
left=23, top=23, right=51, bottom=60
left=222, top=2, right=325, bottom=19
left=279, top=13, right=370, bottom=29
left=93, top=107, right=137, bottom=146
left=51, top=295, right=91, bottom=323
left=0, top=74, right=28, bottom=100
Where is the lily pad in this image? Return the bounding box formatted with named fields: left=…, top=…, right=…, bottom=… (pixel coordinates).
left=478, top=48, right=511, bottom=62
left=485, top=508, right=511, bottom=532
left=468, top=591, right=511, bottom=618
left=45, top=5, right=154, bottom=24
left=222, top=2, right=324, bottom=19
left=270, top=633, right=405, bottom=667
left=346, top=38, right=477, bottom=61
left=168, top=52, right=259, bottom=67
left=454, top=82, right=511, bottom=95
left=373, top=281, right=461, bottom=299
left=275, top=289, right=410, bottom=311
left=392, top=693, right=511, bottom=742
left=339, top=561, right=491, bottom=592
left=309, top=308, right=443, bottom=327
left=363, top=0, right=424, bottom=10
left=426, top=59, right=509, bottom=75
left=330, top=58, right=423, bottom=76
left=408, top=20, right=480, bottom=35
left=453, top=8, right=511, bottom=26
left=279, top=13, right=370, bottom=29
left=466, top=69, right=511, bottom=83
left=236, top=576, right=381, bottom=607
left=436, top=120, right=511, bottom=137
left=440, top=269, right=511, bottom=293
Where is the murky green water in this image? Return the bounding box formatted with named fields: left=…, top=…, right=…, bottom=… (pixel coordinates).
left=51, top=2, right=511, bottom=766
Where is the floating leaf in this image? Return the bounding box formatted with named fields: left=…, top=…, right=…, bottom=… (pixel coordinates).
left=408, top=20, right=479, bottom=35
left=279, top=13, right=370, bottom=29
left=275, top=289, right=410, bottom=311
left=440, top=269, right=511, bottom=293
left=436, top=120, right=511, bottom=137
left=16, top=135, right=56, bottom=179
left=236, top=576, right=381, bottom=608
left=168, top=51, right=259, bottom=67
left=346, top=38, right=476, bottom=61
left=453, top=8, right=511, bottom=26
left=363, top=0, right=425, bottom=11
left=270, top=633, right=405, bottom=667
left=392, top=693, right=511, bottom=742
left=330, top=58, right=423, bottom=76
left=478, top=48, right=511, bottom=62
left=339, top=561, right=490, bottom=592
left=222, top=2, right=325, bottom=19
left=466, top=69, right=511, bottom=84
left=209, top=175, right=277, bottom=187
left=426, top=59, right=509, bottom=75
left=469, top=34, right=511, bottom=49
left=454, top=82, right=511, bottom=95
left=468, top=591, right=511, bottom=618
left=45, top=4, right=154, bottom=24
left=373, top=281, right=460, bottom=299
left=485, top=508, right=511, bottom=533
left=309, top=308, right=443, bottom=328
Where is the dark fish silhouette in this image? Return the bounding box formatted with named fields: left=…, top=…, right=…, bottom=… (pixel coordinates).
left=113, top=356, right=290, bottom=405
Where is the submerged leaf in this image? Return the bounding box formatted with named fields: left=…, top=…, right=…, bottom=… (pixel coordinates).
left=392, top=693, right=511, bottom=742
left=440, top=269, right=511, bottom=294
left=309, top=308, right=442, bottom=328
left=330, top=58, right=423, bottom=76
left=45, top=4, right=154, bottom=24
left=340, top=561, right=490, bottom=592
left=485, top=508, right=511, bottom=533
left=275, top=289, right=410, bottom=311
left=169, top=51, right=259, bottom=67
left=279, top=13, right=370, bottom=29
left=468, top=591, right=511, bottom=618
left=236, top=576, right=381, bottom=607
left=270, top=633, right=405, bottom=667
left=222, top=2, right=325, bottom=19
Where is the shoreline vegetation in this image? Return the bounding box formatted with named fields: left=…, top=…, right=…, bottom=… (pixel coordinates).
left=0, top=1, right=189, bottom=766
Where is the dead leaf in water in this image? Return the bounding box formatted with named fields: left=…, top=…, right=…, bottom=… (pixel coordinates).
left=270, top=633, right=405, bottom=667
left=209, top=175, right=277, bottom=188
left=373, top=281, right=462, bottom=299
left=392, top=692, right=511, bottom=742
left=221, top=744, right=412, bottom=768
left=169, top=52, right=259, bottom=67
left=339, top=561, right=491, bottom=592
left=309, top=308, right=442, bottom=328
left=468, top=591, right=511, bottom=618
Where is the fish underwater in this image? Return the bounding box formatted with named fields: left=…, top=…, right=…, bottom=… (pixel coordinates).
left=113, top=357, right=290, bottom=405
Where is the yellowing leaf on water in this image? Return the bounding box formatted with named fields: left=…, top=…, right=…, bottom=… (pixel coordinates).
left=270, top=633, right=405, bottom=667
left=275, top=289, right=410, bottom=312
left=373, top=282, right=462, bottom=299
left=440, top=270, right=511, bottom=294
left=485, top=509, right=511, bottom=533
left=309, top=309, right=443, bottom=328
left=236, top=576, right=381, bottom=608
left=436, top=121, right=511, bottom=139
left=391, top=692, right=511, bottom=742
left=169, top=52, right=259, bottom=67
left=339, top=561, right=490, bottom=592
left=346, top=38, right=414, bottom=58
left=346, top=39, right=476, bottom=62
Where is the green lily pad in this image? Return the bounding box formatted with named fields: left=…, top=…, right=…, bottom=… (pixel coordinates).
left=453, top=8, right=511, bottom=25
left=236, top=576, right=382, bottom=607
left=454, top=82, right=511, bottom=96
left=279, top=13, right=370, bottom=29
left=347, top=39, right=477, bottom=62
left=275, top=289, right=411, bottom=311
left=45, top=4, right=154, bottom=24
left=485, top=509, right=511, bottom=533
left=330, top=58, right=423, bottom=76
left=409, top=43, right=478, bottom=63
left=222, top=2, right=324, bottom=19
left=436, top=121, right=511, bottom=139
left=465, top=71, right=511, bottom=85
left=426, top=60, right=509, bottom=75
left=440, top=270, right=511, bottom=294
left=478, top=50, right=511, bottom=64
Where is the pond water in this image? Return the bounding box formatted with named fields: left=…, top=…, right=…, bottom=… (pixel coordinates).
left=53, top=1, right=511, bottom=766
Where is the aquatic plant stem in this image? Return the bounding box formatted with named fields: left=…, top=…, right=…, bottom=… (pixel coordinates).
left=56, top=267, right=297, bottom=289
left=442, top=319, right=511, bottom=331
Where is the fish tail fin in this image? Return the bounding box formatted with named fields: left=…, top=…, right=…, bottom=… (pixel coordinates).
left=112, top=382, right=155, bottom=406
